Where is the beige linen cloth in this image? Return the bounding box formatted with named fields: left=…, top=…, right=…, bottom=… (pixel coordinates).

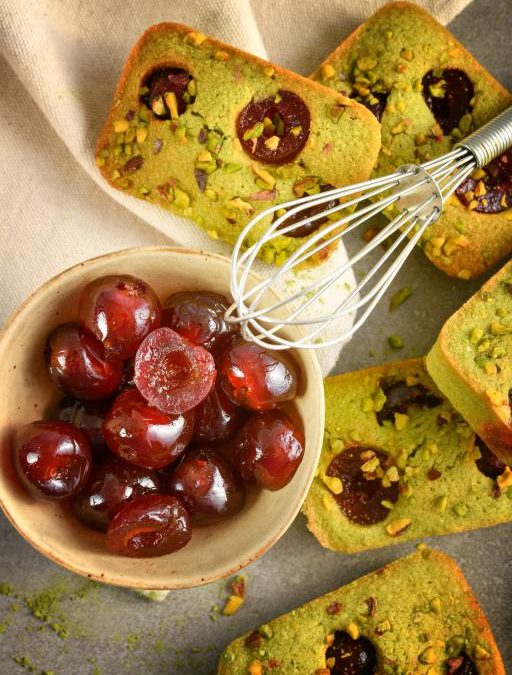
left=0, top=0, right=469, bottom=375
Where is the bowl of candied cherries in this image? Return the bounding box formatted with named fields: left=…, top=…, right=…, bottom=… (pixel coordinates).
left=0, top=247, right=324, bottom=589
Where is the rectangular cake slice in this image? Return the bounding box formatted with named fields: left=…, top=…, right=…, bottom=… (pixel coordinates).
left=303, top=358, right=512, bottom=553
left=427, top=260, right=512, bottom=467
left=218, top=548, right=504, bottom=674
left=311, top=1, right=512, bottom=279
left=96, top=23, right=380, bottom=265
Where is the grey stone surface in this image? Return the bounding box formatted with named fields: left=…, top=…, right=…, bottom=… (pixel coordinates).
left=0, top=1, right=511, bottom=673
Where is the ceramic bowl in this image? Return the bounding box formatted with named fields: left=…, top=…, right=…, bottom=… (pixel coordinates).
left=0, top=246, right=324, bottom=589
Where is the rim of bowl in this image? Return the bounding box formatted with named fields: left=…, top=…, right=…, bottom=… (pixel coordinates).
left=0, top=246, right=325, bottom=588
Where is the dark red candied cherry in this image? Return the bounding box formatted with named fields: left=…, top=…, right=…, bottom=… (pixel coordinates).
left=162, top=291, right=237, bottom=351
left=167, top=447, right=245, bottom=523
left=14, top=421, right=92, bottom=499
left=46, top=324, right=123, bottom=401
left=376, top=379, right=441, bottom=425
left=140, top=67, right=195, bottom=119
left=79, top=275, right=161, bottom=362
left=421, top=69, right=474, bottom=134
left=446, top=654, right=478, bottom=675
left=456, top=148, right=512, bottom=214
left=234, top=411, right=304, bottom=490
left=275, top=184, right=339, bottom=238
left=55, top=397, right=113, bottom=456
left=236, top=90, right=310, bottom=164
left=474, top=436, right=507, bottom=479
left=217, top=336, right=298, bottom=411
left=104, top=389, right=194, bottom=470
left=71, top=456, right=161, bottom=532
left=134, top=327, right=216, bottom=415
left=326, top=447, right=399, bottom=525
left=106, top=494, right=191, bottom=558
left=193, top=383, right=247, bottom=445
left=325, top=631, right=377, bottom=675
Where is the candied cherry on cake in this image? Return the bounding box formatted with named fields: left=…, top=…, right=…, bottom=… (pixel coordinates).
left=421, top=68, right=474, bottom=134
left=55, top=397, right=112, bottom=456
left=236, top=90, right=310, bottom=164
left=106, top=494, right=191, bottom=558
left=275, top=183, right=338, bottom=238
left=45, top=323, right=123, bottom=401
left=140, top=67, right=195, bottom=119
left=193, top=382, right=247, bottom=445
left=71, top=456, right=161, bottom=532
left=326, top=447, right=399, bottom=525
left=162, top=291, right=237, bottom=351
left=234, top=410, right=305, bottom=490
left=325, top=631, right=377, bottom=675
left=134, top=327, right=216, bottom=415
left=167, top=447, right=245, bottom=523
left=104, top=388, right=194, bottom=470
left=14, top=421, right=92, bottom=499
left=79, top=274, right=161, bottom=362
left=217, top=335, right=298, bottom=411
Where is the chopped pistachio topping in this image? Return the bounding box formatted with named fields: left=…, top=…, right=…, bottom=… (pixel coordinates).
left=389, top=286, right=412, bottom=311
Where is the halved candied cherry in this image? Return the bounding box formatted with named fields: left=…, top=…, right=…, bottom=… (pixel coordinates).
left=236, top=90, right=310, bottom=164
left=421, top=68, right=474, bottom=134
left=140, top=67, right=195, bottom=119
left=162, top=291, right=237, bottom=350
left=104, top=389, right=194, bottom=469
left=456, top=148, right=512, bottom=214
left=71, top=457, right=161, bottom=531
left=376, top=379, right=441, bottom=425
left=217, top=336, right=298, bottom=411
left=167, top=447, right=245, bottom=523
left=134, top=327, right=216, bottom=415
left=79, top=275, right=161, bottom=361
left=275, top=183, right=338, bottom=238
left=55, top=397, right=112, bottom=456
left=106, top=494, right=191, bottom=557
left=46, top=323, right=123, bottom=400
left=325, top=631, right=377, bottom=675
left=14, top=421, right=92, bottom=499
left=446, top=654, right=478, bottom=675
left=326, top=447, right=399, bottom=525
left=234, top=411, right=304, bottom=490
left=475, top=436, right=507, bottom=479
left=193, top=383, right=247, bottom=445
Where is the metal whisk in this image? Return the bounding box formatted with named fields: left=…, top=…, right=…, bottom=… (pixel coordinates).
left=226, top=106, right=512, bottom=350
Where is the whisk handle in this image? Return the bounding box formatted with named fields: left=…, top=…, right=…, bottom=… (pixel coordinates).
left=456, top=105, right=512, bottom=167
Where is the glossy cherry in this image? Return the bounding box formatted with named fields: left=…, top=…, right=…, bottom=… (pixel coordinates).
left=234, top=411, right=304, bottom=490
left=14, top=421, right=92, bottom=499
left=422, top=68, right=474, bottom=134
left=79, top=274, right=161, bottom=361
left=217, top=336, right=298, bottom=411
left=193, top=383, right=247, bottom=445
left=162, top=291, right=236, bottom=351
left=46, top=323, right=123, bottom=401
left=140, top=68, right=194, bottom=119
left=134, top=327, right=216, bottom=415
left=167, top=447, right=245, bottom=523
left=55, top=397, right=112, bottom=456
left=104, top=389, right=194, bottom=469
left=71, top=456, right=161, bottom=531
left=106, top=494, right=191, bottom=557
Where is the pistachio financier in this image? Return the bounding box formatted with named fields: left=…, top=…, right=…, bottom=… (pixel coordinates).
left=311, top=1, right=512, bottom=279
left=96, top=23, right=380, bottom=266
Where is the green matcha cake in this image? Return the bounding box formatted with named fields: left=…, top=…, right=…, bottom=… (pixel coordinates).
left=427, top=260, right=512, bottom=468
left=302, top=358, right=512, bottom=553
left=311, top=1, right=512, bottom=279
left=96, top=23, right=380, bottom=265
left=218, top=547, right=504, bottom=675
